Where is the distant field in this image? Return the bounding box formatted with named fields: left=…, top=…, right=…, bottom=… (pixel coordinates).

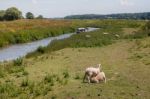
left=0, top=19, right=145, bottom=47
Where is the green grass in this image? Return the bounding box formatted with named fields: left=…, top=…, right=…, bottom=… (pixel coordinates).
left=0, top=19, right=149, bottom=98
left=0, top=19, right=75, bottom=47
left=0, top=19, right=145, bottom=47
left=30, top=38, right=149, bottom=98
left=0, top=37, right=150, bottom=98
left=26, top=27, right=123, bottom=57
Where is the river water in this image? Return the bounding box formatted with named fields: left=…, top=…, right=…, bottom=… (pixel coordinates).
left=0, top=27, right=99, bottom=62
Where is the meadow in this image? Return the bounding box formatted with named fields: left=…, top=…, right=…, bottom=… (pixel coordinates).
left=0, top=19, right=75, bottom=47
left=0, top=19, right=149, bottom=99
left=0, top=19, right=145, bottom=47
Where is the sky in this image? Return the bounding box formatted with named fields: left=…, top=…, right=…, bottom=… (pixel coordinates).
left=0, top=0, right=150, bottom=18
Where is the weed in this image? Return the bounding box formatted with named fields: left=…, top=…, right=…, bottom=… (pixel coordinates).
left=21, top=78, right=29, bottom=87
left=8, top=66, right=24, bottom=74
left=44, top=74, right=54, bottom=85
left=28, top=82, right=35, bottom=94
left=63, top=71, right=70, bottom=79
left=37, top=46, right=46, bottom=54
left=74, top=74, right=80, bottom=80
left=22, top=70, right=29, bottom=76
left=0, top=82, right=21, bottom=97
left=51, top=95, right=57, bottom=99
left=0, top=68, right=5, bottom=78
left=13, top=57, right=23, bottom=66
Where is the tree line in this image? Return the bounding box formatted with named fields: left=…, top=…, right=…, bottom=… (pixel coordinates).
left=0, top=7, right=44, bottom=21
left=64, top=12, right=150, bottom=20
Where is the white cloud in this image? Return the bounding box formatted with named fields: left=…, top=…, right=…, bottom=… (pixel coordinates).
left=120, top=0, right=134, bottom=6
left=32, top=0, right=38, bottom=4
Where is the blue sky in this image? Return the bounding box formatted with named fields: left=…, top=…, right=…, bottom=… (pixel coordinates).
left=0, top=0, right=150, bottom=18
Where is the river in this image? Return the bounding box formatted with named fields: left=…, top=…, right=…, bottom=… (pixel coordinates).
left=0, top=27, right=99, bottom=62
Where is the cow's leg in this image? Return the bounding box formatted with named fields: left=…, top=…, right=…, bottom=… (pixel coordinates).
left=87, top=76, right=91, bottom=83
left=103, top=77, right=106, bottom=83
left=83, top=73, right=86, bottom=83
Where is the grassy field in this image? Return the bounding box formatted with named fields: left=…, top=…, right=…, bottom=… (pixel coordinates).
left=0, top=19, right=145, bottom=47
left=0, top=19, right=149, bottom=99
left=0, top=19, right=75, bottom=47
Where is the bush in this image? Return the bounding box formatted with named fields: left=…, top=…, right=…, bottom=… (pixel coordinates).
left=13, top=57, right=23, bottom=66
left=26, top=12, right=34, bottom=19
left=44, top=74, right=54, bottom=85
left=22, top=70, right=29, bottom=76
left=4, top=7, right=22, bottom=21
left=0, top=83, right=21, bottom=97
left=125, top=21, right=150, bottom=39
left=63, top=71, right=70, bottom=78
left=74, top=74, right=80, bottom=79
left=37, top=46, right=46, bottom=54
left=8, top=66, right=24, bottom=74
left=0, top=68, right=5, bottom=78
left=28, top=82, right=35, bottom=94
left=21, top=78, right=29, bottom=87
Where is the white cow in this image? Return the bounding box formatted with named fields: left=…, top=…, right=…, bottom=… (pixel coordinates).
left=90, top=71, right=106, bottom=83
left=83, top=64, right=101, bottom=83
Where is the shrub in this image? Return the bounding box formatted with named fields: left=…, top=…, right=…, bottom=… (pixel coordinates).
left=13, top=57, right=23, bottom=66
left=0, top=83, right=21, bottom=97
left=63, top=71, right=70, bottom=79
left=21, top=78, right=29, bottom=87
left=8, top=66, right=24, bottom=74
left=4, top=7, right=22, bottom=21
left=28, top=82, right=35, bottom=94
left=44, top=74, right=54, bottom=85
left=74, top=74, right=80, bottom=79
left=22, top=70, right=29, bottom=76
left=37, top=46, right=46, bottom=54
left=0, top=68, right=5, bottom=78
left=126, top=21, right=150, bottom=39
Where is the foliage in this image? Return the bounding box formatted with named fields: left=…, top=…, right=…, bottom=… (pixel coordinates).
left=44, top=74, right=54, bottom=84
left=65, top=12, right=150, bottom=20
left=37, top=46, right=46, bottom=54
left=13, top=57, right=23, bottom=66
left=143, top=21, right=150, bottom=30
left=0, top=83, right=21, bottom=97
left=27, top=27, right=123, bottom=57
left=4, top=7, right=22, bottom=21
left=26, top=12, right=34, bottom=19
left=0, top=68, right=5, bottom=78
left=36, top=15, right=44, bottom=19
left=21, top=78, right=29, bottom=87
left=125, top=21, right=150, bottom=39
left=0, top=19, right=75, bottom=47
left=0, top=10, right=5, bottom=21
left=63, top=71, right=70, bottom=78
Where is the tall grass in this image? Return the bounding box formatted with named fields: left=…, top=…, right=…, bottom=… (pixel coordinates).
left=0, top=19, right=144, bottom=47
left=26, top=27, right=123, bottom=57
left=0, top=72, right=70, bottom=98
left=0, top=19, right=75, bottom=47
left=125, top=21, right=150, bottom=39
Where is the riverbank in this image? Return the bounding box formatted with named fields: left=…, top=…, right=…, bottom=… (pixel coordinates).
left=0, top=19, right=75, bottom=47
left=0, top=19, right=145, bottom=48
left=0, top=27, right=99, bottom=62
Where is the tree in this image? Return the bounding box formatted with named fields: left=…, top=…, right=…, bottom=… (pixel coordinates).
left=0, top=10, right=5, bottom=21
left=4, top=7, right=22, bottom=21
left=36, top=15, right=43, bottom=19
left=26, top=12, right=34, bottom=19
